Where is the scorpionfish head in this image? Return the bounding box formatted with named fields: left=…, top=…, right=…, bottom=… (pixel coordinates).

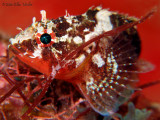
left=9, top=10, right=59, bottom=76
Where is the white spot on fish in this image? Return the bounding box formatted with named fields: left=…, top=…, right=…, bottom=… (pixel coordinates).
left=66, top=27, right=72, bottom=32
left=84, top=9, right=113, bottom=43
left=30, top=48, right=42, bottom=58
left=59, top=34, right=68, bottom=42
left=10, top=27, right=36, bottom=45
left=87, top=77, right=94, bottom=86
left=73, top=36, right=83, bottom=44
left=75, top=54, right=85, bottom=67
left=95, top=9, right=113, bottom=33
left=47, top=21, right=55, bottom=34
left=92, top=53, right=105, bottom=67
left=83, top=28, right=89, bottom=32
left=84, top=32, right=97, bottom=42
left=37, top=26, right=44, bottom=35
left=9, top=38, right=18, bottom=45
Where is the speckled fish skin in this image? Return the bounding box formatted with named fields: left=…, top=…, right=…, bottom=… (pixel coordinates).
left=9, top=6, right=141, bottom=116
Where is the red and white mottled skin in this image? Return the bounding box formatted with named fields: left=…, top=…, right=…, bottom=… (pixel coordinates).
left=8, top=6, right=154, bottom=117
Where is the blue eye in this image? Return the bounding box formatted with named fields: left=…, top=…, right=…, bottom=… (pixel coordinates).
left=40, top=33, right=51, bottom=44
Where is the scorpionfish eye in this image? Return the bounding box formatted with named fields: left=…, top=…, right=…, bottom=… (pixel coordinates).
left=40, top=33, right=51, bottom=44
